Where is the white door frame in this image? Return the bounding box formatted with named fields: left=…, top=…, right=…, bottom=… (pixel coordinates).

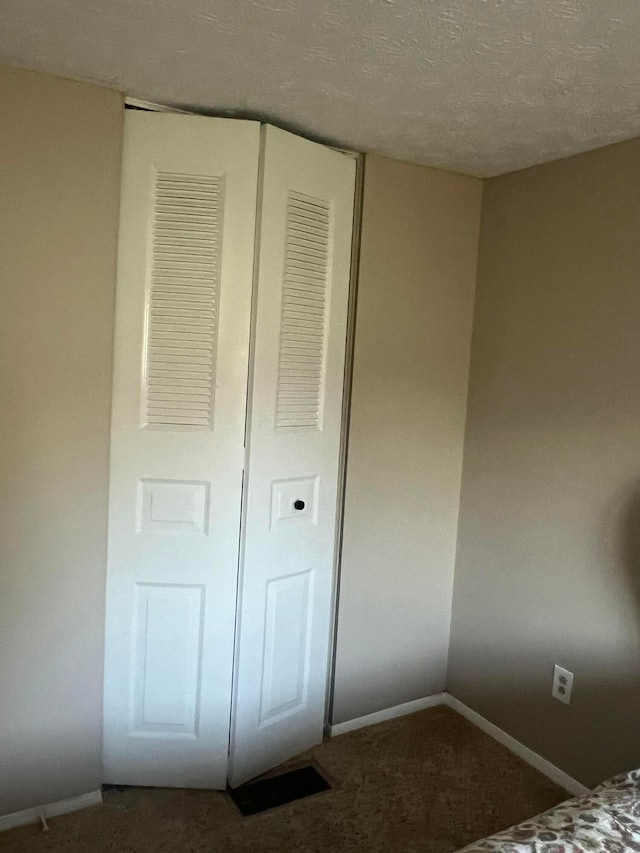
left=323, top=152, right=365, bottom=731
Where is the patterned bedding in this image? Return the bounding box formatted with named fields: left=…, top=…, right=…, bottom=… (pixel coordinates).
left=459, top=770, right=640, bottom=853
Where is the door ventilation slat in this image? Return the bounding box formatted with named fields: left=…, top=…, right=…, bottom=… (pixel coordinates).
left=144, top=171, right=224, bottom=429
left=275, top=191, right=332, bottom=431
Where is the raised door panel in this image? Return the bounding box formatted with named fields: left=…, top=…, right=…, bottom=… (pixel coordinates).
left=103, top=112, right=259, bottom=788
left=229, top=126, right=355, bottom=786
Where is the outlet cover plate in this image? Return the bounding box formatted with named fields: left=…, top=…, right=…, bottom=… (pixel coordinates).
left=552, top=664, right=574, bottom=705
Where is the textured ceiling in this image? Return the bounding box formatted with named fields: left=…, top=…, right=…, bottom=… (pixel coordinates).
left=3, top=0, right=640, bottom=176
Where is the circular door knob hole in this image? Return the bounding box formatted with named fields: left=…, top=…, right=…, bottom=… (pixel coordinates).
left=294, top=499, right=305, bottom=511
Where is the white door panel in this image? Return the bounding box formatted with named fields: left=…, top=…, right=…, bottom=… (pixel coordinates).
left=103, top=112, right=259, bottom=788
left=229, top=126, right=356, bottom=786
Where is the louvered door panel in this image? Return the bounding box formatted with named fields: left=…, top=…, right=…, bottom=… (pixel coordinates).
left=275, top=192, right=332, bottom=430
left=145, top=172, right=223, bottom=429
left=230, top=125, right=355, bottom=786
left=104, top=113, right=260, bottom=789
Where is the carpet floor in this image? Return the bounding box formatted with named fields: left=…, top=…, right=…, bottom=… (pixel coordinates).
left=0, top=706, right=568, bottom=853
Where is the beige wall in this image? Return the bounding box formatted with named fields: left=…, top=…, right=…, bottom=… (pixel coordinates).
left=11, top=56, right=635, bottom=804
left=449, top=137, right=640, bottom=787
left=0, top=65, right=122, bottom=814
left=332, top=155, right=482, bottom=724
left=0, top=68, right=482, bottom=808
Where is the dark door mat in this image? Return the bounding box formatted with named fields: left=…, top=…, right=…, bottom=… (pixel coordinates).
left=229, top=764, right=331, bottom=816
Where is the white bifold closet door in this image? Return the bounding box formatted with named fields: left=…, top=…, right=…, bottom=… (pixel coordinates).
left=229, top=126, right=355, bottom=786
left=103, top=113, right=355, bottom=790
left=103, top=113, right=259, bottom=788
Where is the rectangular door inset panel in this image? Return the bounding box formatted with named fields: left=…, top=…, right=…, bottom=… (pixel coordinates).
left=104, top=113, right=261, bottom=788
left=138, top=479, right=210, bottom=535
left=259, top=570, right=314, bottom=725
left=144, top=171, right=225, bottom=430
left=270, top=476, right=319, bottom=529
left=275, top=192, right=332, bottom=431
left=131, top=583, right=204, bottom=737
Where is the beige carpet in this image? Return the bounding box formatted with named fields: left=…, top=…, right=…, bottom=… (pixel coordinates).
left=0, top=706, right=568, bottom=853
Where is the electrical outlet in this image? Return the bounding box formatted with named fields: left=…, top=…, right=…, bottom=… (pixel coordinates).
left=552, top=665, right=574, bottom=705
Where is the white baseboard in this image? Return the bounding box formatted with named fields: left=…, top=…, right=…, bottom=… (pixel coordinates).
left=1, top=696, right=586, bottom=832
left=328, top=693, right=446, bottom=737
left=443, top=694, right=590, bottom=798
left=0, top=789, right=103, bottom=833
left=328, top=691, right=588, bottom=799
